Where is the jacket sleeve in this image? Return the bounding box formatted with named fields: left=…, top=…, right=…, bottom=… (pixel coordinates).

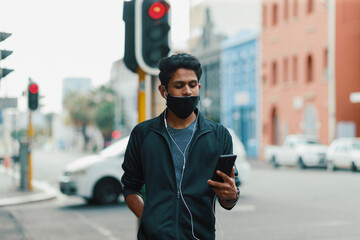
left=221, top=127, right=240, bottom=187
left=219, top=127, right=241, bottom=210
left=121, top=126, right=144, bottom=198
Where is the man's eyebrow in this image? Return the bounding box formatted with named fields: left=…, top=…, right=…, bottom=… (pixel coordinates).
left=173, top=79, right=198, bottom=84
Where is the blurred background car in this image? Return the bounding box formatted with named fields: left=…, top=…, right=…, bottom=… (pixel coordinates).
left=228, top=128, right=251, bottom=186
left=265, top=135, right=328, bottom=169
left=326, top=138, right=360, bottom=171
left=59, top=136, right=129, bottom=204
left=59, top=128, right=251, bottom=205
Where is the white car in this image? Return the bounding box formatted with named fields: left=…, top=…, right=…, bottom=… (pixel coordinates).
left=59, top=128, right=250, bottom=204
left=59, top=136, right=129, bottom=204
left=227, top=128, right=251, bottom=186
left=265, top=135, right=328, bottom=169
left=326, top=138, right=360, bottom=171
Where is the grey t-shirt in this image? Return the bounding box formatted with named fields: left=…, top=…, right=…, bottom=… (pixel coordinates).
left=167, top=119, right=197, bottom=189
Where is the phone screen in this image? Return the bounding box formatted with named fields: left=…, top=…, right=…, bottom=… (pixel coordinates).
left=211, top=154, right=237, bottom=182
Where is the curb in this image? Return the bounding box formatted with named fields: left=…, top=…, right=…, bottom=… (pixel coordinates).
left=0, top=166, right=58, bottom=207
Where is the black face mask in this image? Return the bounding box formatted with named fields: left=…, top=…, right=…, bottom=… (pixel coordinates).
left=166, top=93, right=200, bottom=119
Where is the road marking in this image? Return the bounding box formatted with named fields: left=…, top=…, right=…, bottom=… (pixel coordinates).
left=310, top=220, right=351, bottom=227
left=233, top=204, right=256, bottom=212
left=75, top=212, right=121, bottom=240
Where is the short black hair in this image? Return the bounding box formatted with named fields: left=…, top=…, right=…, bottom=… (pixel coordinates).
left=158, top=53, right=202, bottom=88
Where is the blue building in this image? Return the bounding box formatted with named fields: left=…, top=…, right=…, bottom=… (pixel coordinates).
left=221, top=30, right=259, bottom=158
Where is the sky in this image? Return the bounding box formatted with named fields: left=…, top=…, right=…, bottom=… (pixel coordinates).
left=0, top=0, right=189, bottom=113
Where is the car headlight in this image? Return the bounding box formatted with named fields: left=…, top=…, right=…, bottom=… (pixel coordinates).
left=64, top=166, right=90, bottom=177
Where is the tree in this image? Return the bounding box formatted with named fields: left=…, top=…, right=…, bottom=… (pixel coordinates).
left=95, top=101, right=114, bottom=145
left=63, top=85, right=115, bottom=150
left=93, top=85, right=115, bottom=146
left=63, top=93, right=95, bottom=150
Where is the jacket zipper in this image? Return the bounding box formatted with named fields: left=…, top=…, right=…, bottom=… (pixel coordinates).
left=176, top=190, right=180, bottom=240
left=153, top=128, right=212, bottom=240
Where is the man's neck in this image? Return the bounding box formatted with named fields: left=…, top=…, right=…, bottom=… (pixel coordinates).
left=166, top=109, right=197, bottom=129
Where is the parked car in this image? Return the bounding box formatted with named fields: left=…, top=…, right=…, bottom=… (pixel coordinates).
left=227, top=128, right=251, bottom=186
left=59, top=136, right=129, bottom=204
left=326, top=138, right=360, bottom=171
left=265, top=135, right=328, bottom=169
left=59, top=128, right=251, bottom=204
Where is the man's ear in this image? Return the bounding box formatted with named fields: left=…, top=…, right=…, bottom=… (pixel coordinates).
left=198, top=83, right=201, bottom=90
left=158, top=85, right=167, bottom=99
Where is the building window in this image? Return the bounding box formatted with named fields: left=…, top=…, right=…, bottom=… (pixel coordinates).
left=272, top=61, right=278, bottom=85
left=307, top=0, right=314, bottom=14
left=292, top=56, right=298, bottom=82
left=323, top=48, right=328, bottom=70
left=263, top=5, right=267, bottom=27
left=306, top=54, right=313, bottom=83
left=272, top=3, right=278, bottom=26
left=323, top=48, right=328, bottom=79
left=283, top=58, right=288, bottom=82
left=293, top=0, right=298, bottom=17
left=284, top=0, right=289, bottom=20
left=262, top=63, right=267, bottom=84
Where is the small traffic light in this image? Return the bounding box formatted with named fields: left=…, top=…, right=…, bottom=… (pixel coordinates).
left=0, top=32, right=14, bottom=79
left=123, top=0, right=138, bottom=73
left=28, top=83, right=39, bottom=110
left=142, top=0, right=170, bottom=68
left=135, top=0, right=170, bottom=75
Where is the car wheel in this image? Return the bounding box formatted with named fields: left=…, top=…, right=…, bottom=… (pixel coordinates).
left=93, top=178, right=122, bottom=204
left=297, top=158, right=306, bottom=169
left=331, top=163, right=337, bottom=171
left=272, top=156, right=279, bottom=168
left=351, top=162, right=357, bottom=172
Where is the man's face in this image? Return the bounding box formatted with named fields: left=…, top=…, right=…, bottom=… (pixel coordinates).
left=159, top=68, right=201, bottom=98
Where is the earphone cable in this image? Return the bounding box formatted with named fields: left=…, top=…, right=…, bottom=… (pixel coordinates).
left=164, top=110, right=200, bottom=240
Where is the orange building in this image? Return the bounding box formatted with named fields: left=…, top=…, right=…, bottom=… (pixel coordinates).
left=261, top=0, right=360, bottom=153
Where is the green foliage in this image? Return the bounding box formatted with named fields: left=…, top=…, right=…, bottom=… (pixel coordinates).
left=95, top=101, right=114, bottom=140
left=63, top=85, right=115, bottom=141
left=63, top=93, right=94, bottom=126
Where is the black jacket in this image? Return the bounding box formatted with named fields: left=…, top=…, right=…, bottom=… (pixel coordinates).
left=121, top=109, right=239, bottom=240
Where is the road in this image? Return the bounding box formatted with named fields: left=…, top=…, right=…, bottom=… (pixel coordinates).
left=3, top=149, right=360, bottom=239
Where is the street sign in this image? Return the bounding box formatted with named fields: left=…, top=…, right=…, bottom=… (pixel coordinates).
left=0, top=97, right=17, bottom=108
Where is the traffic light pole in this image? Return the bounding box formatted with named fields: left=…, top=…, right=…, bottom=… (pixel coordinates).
left=27, top=110, right=34, bottom=191
left=137, top=67, right=146, bottom=123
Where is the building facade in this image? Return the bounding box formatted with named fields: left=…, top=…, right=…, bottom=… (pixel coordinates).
left=261, top=0, right=360, bottom=157
left=261, top=0, right=329, bottom=151
left=62, top=77, right=91, bottom=100
left=109, top=59, right=138, bottom=136
left=221, top=30, right=259, bottom=158
left=191, top=8, right=224, bottom=122
left=333, top=0, right=360, bottom=138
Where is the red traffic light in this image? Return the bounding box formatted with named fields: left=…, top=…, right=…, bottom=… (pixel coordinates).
left=148, top=2, right=167, bottom=19
left=112, top=130, right=121, bottom=139
left=29, top=83, right=39, bottom=94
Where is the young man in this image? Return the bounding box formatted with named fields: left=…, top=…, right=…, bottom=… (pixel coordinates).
left=121, top=53, right=240, bottom=240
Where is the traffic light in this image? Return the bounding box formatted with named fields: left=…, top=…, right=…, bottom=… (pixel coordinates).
left=28, top=82, right=39, bottom=110
left=135, top=0, right=170, bottom=75
left=123, top=0, right=138, bottom=73
left=0, top=32, right=14, bottom=80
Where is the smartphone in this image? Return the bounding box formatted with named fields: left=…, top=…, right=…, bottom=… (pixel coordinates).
left=211, top=154, right=237, bottom=182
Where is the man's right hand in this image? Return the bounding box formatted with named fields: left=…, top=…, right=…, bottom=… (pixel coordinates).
left=125, top=194, right=144, bottom=220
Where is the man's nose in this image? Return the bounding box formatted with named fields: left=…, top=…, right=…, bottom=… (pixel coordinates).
left=183, top=86, right=192, bottom=96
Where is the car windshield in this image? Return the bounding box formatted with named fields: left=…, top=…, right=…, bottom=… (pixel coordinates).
left=352, top=142, right=360, bottom=151
left=297, top=139, right=319, bottom=145
left=100, top=136, right=129, bottom=158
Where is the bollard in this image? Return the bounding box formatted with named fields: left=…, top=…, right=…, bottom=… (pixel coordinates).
left=19, top=141, right=29, bottom=191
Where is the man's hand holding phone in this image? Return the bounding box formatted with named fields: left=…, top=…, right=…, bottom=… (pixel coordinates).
left=208, top=154, right=240, bottom=208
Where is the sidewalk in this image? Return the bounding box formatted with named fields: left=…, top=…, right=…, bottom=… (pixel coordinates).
left=0, top=163, right=58, bottom=207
